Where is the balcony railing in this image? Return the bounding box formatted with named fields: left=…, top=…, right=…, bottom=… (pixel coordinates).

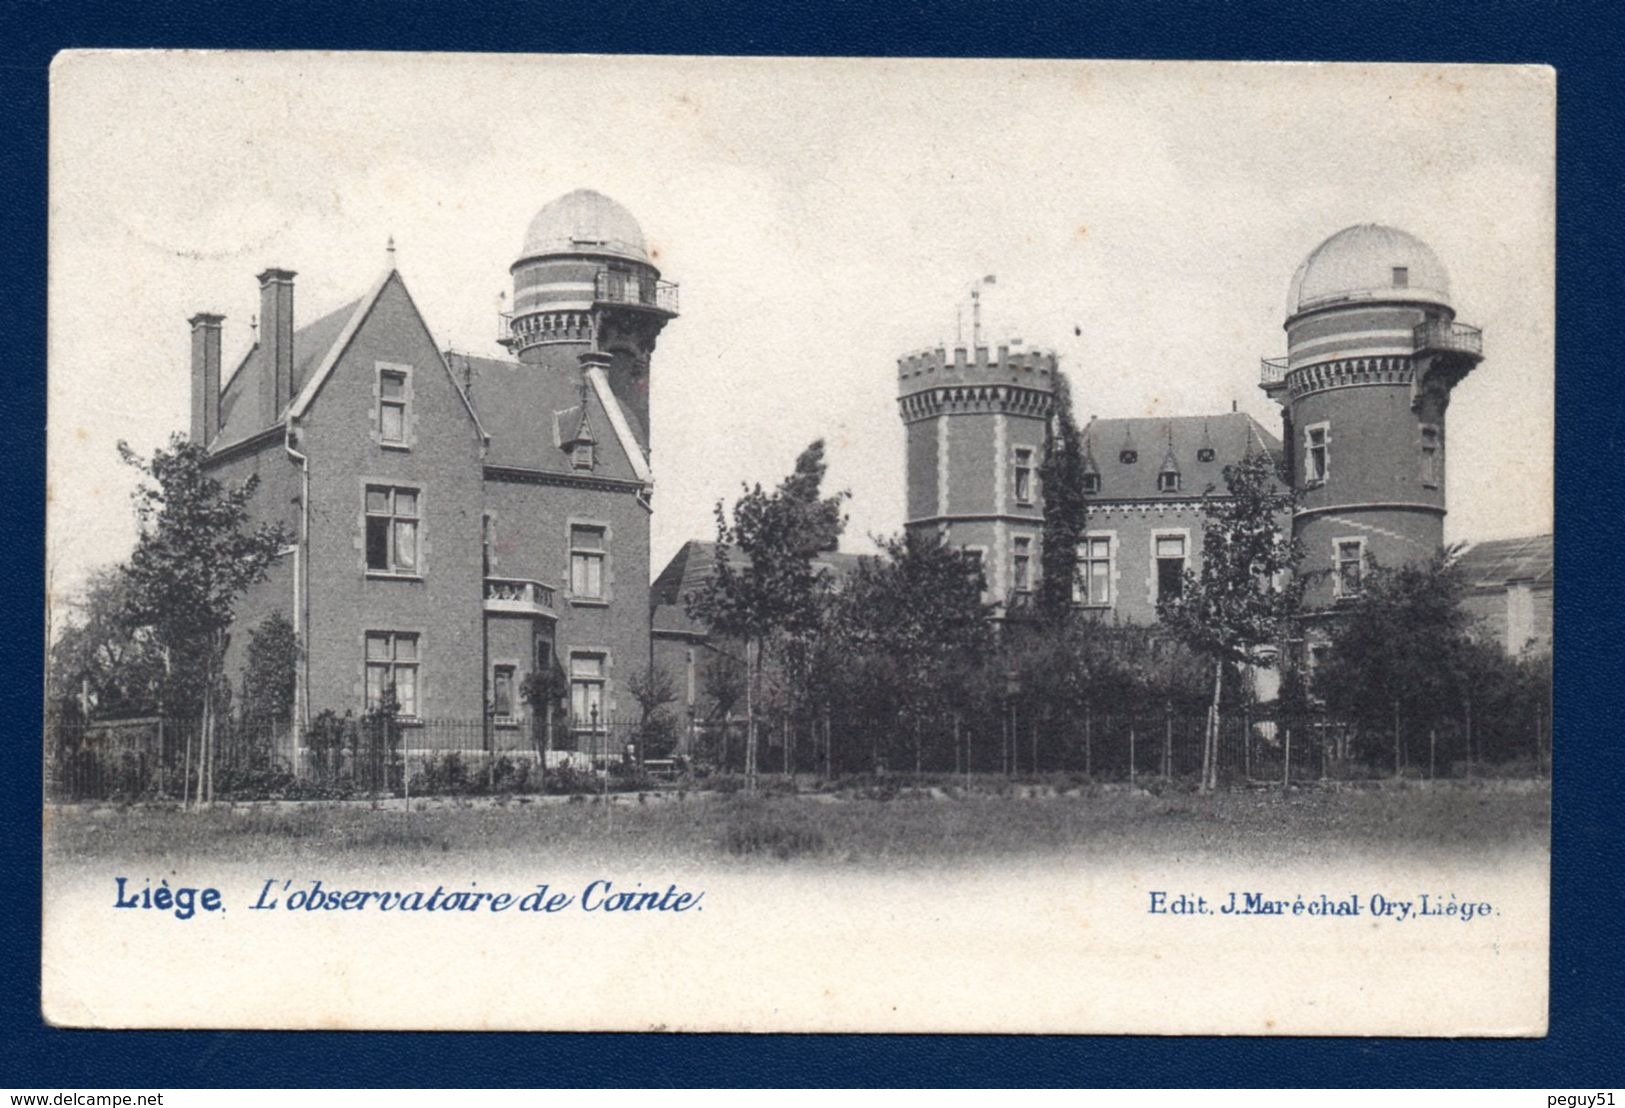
left=1413, top=319, right=1483, bottom=358
left=593, top=272, right=679, bottom=313
left=1260, top=356, right=1291, bottom=386
left=484, top=577, right=556, bottom=615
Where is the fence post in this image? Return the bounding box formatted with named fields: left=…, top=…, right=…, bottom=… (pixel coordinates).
left=1162, top=705, right=1172, bottom=782
left=1393, top=700, right=1402, bottom=779
left=1429, top=727, right=1437, bottom=782
left=1243, top=705, right=1252, bottom=780
left=1282, top=725, right=1291, bottom=789
left=1129, top=726, right=1136, bottom=787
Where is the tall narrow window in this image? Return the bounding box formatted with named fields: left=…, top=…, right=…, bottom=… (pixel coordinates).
left=482, top=513, right=493, bottom=577
left=1013, top=448, right=1034, bottom=505
left=492, top=665, right=516, bottom=720
left=1392, top=266, right=1409, bottom=288
left=1305, top=424, right=1329, bottom=484
left=570, top=525, right=606, bottom=599
left=365, top=631, right=419, bottom=718
left=1074, top=536, right=1112, bottom=607
left=570, top=653, right=606, bottom=732
left=1156, top=535, right=1187, bottom=601
left=365, top=486, right=419, bottom=574
left=1012, top=536, right=1032, bottom=592
left=379, top=369, right=408, bottom=445
left=1420, top=425, right=1440, bottom=487
left=1336, top=539, right=1365, bottom=597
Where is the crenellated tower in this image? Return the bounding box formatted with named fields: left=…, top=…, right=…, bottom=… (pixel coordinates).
left=499, top=189, right=678, bottom=453
left=1260, top=224, right=1482, bottom=612
left=897, top=343, right=1058, bottom=608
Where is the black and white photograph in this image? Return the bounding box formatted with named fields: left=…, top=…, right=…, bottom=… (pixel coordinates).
left=42, top=53, right=1553, bottom=1033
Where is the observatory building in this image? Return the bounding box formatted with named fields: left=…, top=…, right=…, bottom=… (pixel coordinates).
left=1259, top=224, right=1482, bottom=613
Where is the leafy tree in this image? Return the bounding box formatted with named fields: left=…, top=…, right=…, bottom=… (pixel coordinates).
left=1157, top=449, right=1303, bottom=790
left=1314, top=549, right=1481, bottom=772
left=1036, top=371, right=1089, bottom=622
left=627, top=664, right=679, bottom=762
left=47, top=566, right=167, bottom=721
left=837, top=530, right=994, bottom=774
left=117, top=434, right=291, bottom=806
left=240, top=612, right=299, bottom=733
left=687, top=440, right=848, bottom=789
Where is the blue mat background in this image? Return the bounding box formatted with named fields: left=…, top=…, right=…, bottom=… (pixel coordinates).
left=2, top=0, right=1618, bottom=1087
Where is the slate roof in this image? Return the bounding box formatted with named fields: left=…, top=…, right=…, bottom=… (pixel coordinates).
left=1453, top=534, right=1553, bottom=591
left=214, top=297, right=360, bottom=450
left=445, top=352, right=641, bottom=482
left=1081, top=412, right=1281, bottom=500
left=651, top=540, right=873, bottom=638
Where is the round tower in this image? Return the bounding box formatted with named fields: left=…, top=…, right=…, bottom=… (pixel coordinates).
left=896, top=343, right=1058, bottom=608
left=1259, top=224, right=1482, bottom=608
left=500, top=189, right=678, bottom=449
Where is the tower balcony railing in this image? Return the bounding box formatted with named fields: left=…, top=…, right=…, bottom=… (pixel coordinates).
left=593, top=272, right=679, bottom=313
left=484, top=577, right=557, bottom=617
left=1413, top=319, right=1483, bottom=358
left=1259, top=356, right=1291, bottom=386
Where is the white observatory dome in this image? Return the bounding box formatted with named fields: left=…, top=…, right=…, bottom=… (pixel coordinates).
left=1287, top=224, right=1452, bottom=317
left=519, top=189, right=650, bottom=265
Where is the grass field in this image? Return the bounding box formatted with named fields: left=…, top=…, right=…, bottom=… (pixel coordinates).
left=44, top=778, right=1550, bottom=871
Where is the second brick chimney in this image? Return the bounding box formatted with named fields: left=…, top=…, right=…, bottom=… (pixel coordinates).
left=189, top=312, right=224, bottom=446
left=257, top=268, right=297, bottom=421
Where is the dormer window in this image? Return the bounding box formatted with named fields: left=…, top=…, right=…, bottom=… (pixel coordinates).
left=572, top=441, right=595, bottom=470
left=1082, top=473, right=1101, bottom=494
left=1119, top=450, right=1137, bottom=465
left=1158, top=471, right=1180, bottom=493
left=1392, top=266, right=1409, bottom=288
left=1197, top=447, right=1215, bottom=463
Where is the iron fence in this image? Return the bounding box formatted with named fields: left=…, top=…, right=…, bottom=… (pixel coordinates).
left=45, top=702, right=1548, bottom=803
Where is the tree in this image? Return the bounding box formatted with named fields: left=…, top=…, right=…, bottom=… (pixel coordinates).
left=627, top=664, right=679, bottom=762
left=1313, top=549, right=1483, bottom=772
left=686, top=440, right=848, bottom=789
left=1036, top=371, right=1089, bottom=622
left=240, top=612, right=299, bottom=734
left=47, top=566, right=167, bottom=722
left=1157, top=449, right=1303, bottom=790
left=118, top=434, right=291, bottom=806
left=837, top=530, right=994, bottom=774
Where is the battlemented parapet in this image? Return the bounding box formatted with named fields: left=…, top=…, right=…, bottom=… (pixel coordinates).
left=897, top=345, right=1059, bottom=395
left=896, top=345, right=1059, bottom=426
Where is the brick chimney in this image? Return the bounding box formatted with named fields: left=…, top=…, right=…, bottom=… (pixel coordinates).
left=188, top=312, right=224, bottom=446
left=257, top=268, right=297, bottom=420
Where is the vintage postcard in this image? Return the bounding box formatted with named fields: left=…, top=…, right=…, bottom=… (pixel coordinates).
left=42, top=53, right=1553, bottom=1033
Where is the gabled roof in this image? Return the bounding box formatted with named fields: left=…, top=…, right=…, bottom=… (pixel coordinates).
left=446, top=352, right=643, bottom=483
left=1081, top=412, right=1280, bottom=500
left=1452, top=534, right=1553, bottom=591
left=212, top=268, right=487, bottom=451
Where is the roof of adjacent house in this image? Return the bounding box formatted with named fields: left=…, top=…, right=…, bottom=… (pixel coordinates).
left=1081, top=412, right=1281, bottom=500
left=214, top=296, right=361, bottom=450
left=650, top=539, right=873, bottom=638
left=1452, top=534, right=1553, bottom=591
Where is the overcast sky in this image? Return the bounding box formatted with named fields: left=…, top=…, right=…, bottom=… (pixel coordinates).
left=48, top=54, right=1553, bottom=601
